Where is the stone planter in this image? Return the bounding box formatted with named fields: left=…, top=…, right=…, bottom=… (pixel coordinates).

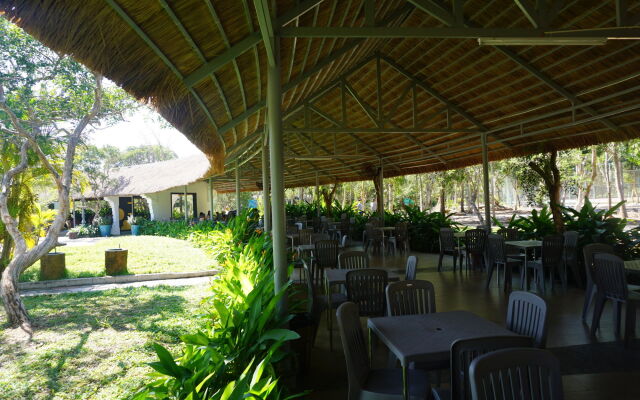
left=68, top=231, right=78, bottom=239
left=99, top=224, right=111, bottom=237
left=105, top=248, right=128, bottom=275
left=40, top=252, right=66, bottom=280
left=131, top=225, right=140, bottom=236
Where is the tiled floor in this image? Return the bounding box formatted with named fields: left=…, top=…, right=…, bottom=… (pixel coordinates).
left=298, top=246, right=640, bottom=399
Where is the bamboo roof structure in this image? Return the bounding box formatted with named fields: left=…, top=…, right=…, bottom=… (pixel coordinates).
left=2, top=0, right=640, bottom=192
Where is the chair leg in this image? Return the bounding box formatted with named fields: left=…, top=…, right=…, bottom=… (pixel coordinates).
left=486, top=263, right=494, bottom=289
left=591, top=295, right=607, bottom=337
left=453, top=253, right=458, bottom=273
left=582, top=282, right=596, bottom=322
left=437, top=253, right=444, bottom=272
left=624, top=302, right=636, bottom=348
left=614, top=301, right=623, bottom=338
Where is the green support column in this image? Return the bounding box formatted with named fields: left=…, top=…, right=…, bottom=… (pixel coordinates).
left=235, top=161, right=241, bottom=213
left=184, top=185, right=188, bottom=222
left=262, top=144, right=271, bottom=231
left=208, top=178, right=215, bottom=217
left=379, top=163, right=385, bottom=225
left=481, top=132, right=491, bottom=229
left=315, top=172, right=320, bottom=217
left=267, top=41, right=287, bottom=301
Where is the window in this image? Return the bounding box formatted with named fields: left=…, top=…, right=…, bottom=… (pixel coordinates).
left=171, top=193, right=197, bottom=220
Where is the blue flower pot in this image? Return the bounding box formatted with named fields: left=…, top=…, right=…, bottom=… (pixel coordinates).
left=131, top=225, right=140, bottom=236
left=99, top=224, right=111, bottom=237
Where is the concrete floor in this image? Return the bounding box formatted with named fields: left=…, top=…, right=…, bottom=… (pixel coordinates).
left=297, top=246, right=640, bottom=399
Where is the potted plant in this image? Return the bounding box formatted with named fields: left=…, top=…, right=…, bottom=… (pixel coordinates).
left=96, top=204, right=113, bottom=237
left=128, top=215, right=144, bottom=236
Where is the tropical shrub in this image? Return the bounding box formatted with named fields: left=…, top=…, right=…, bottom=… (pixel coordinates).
left=134, top=212, right=303, bottom=399
left=403, top=205, right=459, bottom=253
left=68, top=224, right=98, bottom=238
left=494, top=207, right=556, bottom=239
left=561, top=199, right=640, bottom=260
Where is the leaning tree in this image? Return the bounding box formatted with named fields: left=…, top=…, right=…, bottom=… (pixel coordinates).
left=0, top=18, right=134, bottom=331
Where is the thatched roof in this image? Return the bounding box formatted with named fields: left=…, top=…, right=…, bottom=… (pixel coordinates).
left=79, top=154, right=210, bottom=198
left=2, top=1, right=639, bottom=192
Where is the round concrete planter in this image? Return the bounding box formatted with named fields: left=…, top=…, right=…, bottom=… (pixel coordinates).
left=105, top=248, right=128, bottom=275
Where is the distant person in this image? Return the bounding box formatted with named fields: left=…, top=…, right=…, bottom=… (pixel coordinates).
left=357, top=202, right=364, bottom=212
left=198, top=212, right=205, bottom=221
left=206, top=210, right=211, bottom=220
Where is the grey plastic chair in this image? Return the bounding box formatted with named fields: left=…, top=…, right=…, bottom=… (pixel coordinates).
left=591, top=253, right=640, bottom=346
left=315, top=239, right=339, bottom=269
left=581, top=243, right=615, bottom=321
left=336, top=302, right=431, bottom=400
left=462, top=229, right=487, bottom=271
left=497, top=228, right=520, bottom=241
left=469, top=348, right=564, bottom=400
left=438, top=228, right=460, bottom=272
left=526, top=234, right=564, bottom=293
left=434, top=335, right=534, bottom=400
left=339, top=251, right=369, bottom=270
left=506, top=291, right=549, bottom=348
left=386, top=280, right=436, bottom=316
left=486, top=234, right=522, bottom=291
left=298, top=228, right=314, bottom=245
left=346, top=269, right=388, bottom=317
left=310, top=232, right=330, bottom=244
left=405, top=256, right=418, bottom=280
left=563, top=230, right=581, bottom=287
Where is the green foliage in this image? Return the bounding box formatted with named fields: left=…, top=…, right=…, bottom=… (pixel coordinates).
left=134, top=211, right=301, bottom=399
left=127, top=215, right=145, bottom=226
left=493, top=207, right=556, bottom=239
left=402, top=205, right=460, bottom=252
left=561, top=199, right=640, bottom=260
left=68, top=224, right=99, bottom=238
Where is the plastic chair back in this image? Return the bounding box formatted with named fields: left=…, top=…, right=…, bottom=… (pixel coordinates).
left=506, top=291, right=548, bottom=348
left=315, top=240, right=339, bottom=269
left=386, top=280, right=436, bottom=316
left=541, top=234, right=564, bottom=267
left=298, top=228, right=313, bottom=245
left=582, top=242, right=614, bottom=284
left=498, top=228, right=520, bottom=241
left=310, top=232, right=330, bottom=244
left=336, top=302, right=370, bottom=399
left=405, top=255, right=418, bottom=280
left=440, top=228, right=456, bottom=252
left=451, top=336, right=534, bottom=400
left=346, top=269, right=388, bottom=317
left=593, top=253, right=628, bottom=302
left=487, top=234, right=506, bottom=264
left=469, top=348, right=564, bottom=400
left=339, top=251, right=369, bottom=270
left=465, top=229, right=487, bottom=255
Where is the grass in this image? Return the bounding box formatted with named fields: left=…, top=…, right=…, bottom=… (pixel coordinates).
left=0, top=284, right=210, bottom=399
left=21, top=236, right=215, bottom=282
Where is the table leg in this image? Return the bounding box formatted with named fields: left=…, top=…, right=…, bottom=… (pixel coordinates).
left=523, top=248, right=529, bottom=290
left=368, top=327, right=373, bottom=367
left=402, top=364, right=408, bottom=400
left=326, top=276, right=333, bottom=351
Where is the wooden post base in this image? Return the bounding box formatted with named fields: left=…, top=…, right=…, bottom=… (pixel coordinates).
left=105, top=249, right=128, bottom=275
left=39, top=252, right=66, bottom=280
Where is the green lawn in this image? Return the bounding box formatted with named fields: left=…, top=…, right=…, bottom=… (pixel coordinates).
left=0, top=284, right=209, bottom=399
left=21, top=236, right=215, bottom=282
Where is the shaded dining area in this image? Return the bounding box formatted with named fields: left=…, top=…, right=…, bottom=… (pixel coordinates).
left=5, top=0, right=640, bottom=398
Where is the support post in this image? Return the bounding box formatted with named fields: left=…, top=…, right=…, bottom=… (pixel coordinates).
left=208, top=178, right=214, bottom=218
left=267, top=38, right=288, bottom=305
left=262, top=144, right=271, bottom=231
left=379, top=162, right=385, bottom=224
left=184, top=185, right=188, bottom=222
left=315, top=172, right=320, bottom=217
left=235, top=161, right=241, bottom=213
left=481, top=132, right=491, bottom=229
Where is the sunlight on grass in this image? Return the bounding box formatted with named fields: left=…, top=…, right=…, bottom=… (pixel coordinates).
left=21, top=236, right=215, bottom=282
left=0, top=284, right=210, bottom=399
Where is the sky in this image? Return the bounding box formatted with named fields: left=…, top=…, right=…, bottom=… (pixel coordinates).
left=88, top=106, right=203, bottom=158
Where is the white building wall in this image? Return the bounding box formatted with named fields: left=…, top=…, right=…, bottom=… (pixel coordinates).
left=140, top=181, right=215, bottom=221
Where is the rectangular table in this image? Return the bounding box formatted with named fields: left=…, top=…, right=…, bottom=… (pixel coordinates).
left=505, top=240, right=542, bottom=290
left=625, top=260, right=640, bottom=273
left=368, top=311, right=517, bottom=399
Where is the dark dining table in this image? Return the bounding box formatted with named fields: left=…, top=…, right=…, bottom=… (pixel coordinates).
left=367, top=311, right=518, bottom=400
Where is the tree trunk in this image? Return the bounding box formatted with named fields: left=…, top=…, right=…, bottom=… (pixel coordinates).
left=529, top=151, right=564, bottom=232
left=460, top=184, right=465, bottom=213
left=583, top=146, right=597, bottom=204
left=418, top=175, right=423, bottom=211
left=612, top=143, right=628, bottom=218
left=491, top=175, right=497, bottom=218
left=1, top=258, right=31, bottom=331
left=467, top=187, right=484, bottom=226
left=513, top=178, right=519, bottom=211
left=439, top=188, right=445, bottom=214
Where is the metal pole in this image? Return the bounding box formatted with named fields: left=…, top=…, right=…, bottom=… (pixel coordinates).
left=235, top=160, right=241, bottom=213
left=315, top=172, right=320, bottom=217
left=184, top=185, right=188, bottom=222
left=208, top=178, right=214, bottom=219
left=262, top=144, right=271, bottom=231
left=379, top=161, right=385, bottom=225
left=481, top=132, right=491, bottom=229
left=267, top=39, right=288, bottom=303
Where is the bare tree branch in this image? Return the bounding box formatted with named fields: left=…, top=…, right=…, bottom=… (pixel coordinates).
left=0, top=140, right=30, bottom=254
